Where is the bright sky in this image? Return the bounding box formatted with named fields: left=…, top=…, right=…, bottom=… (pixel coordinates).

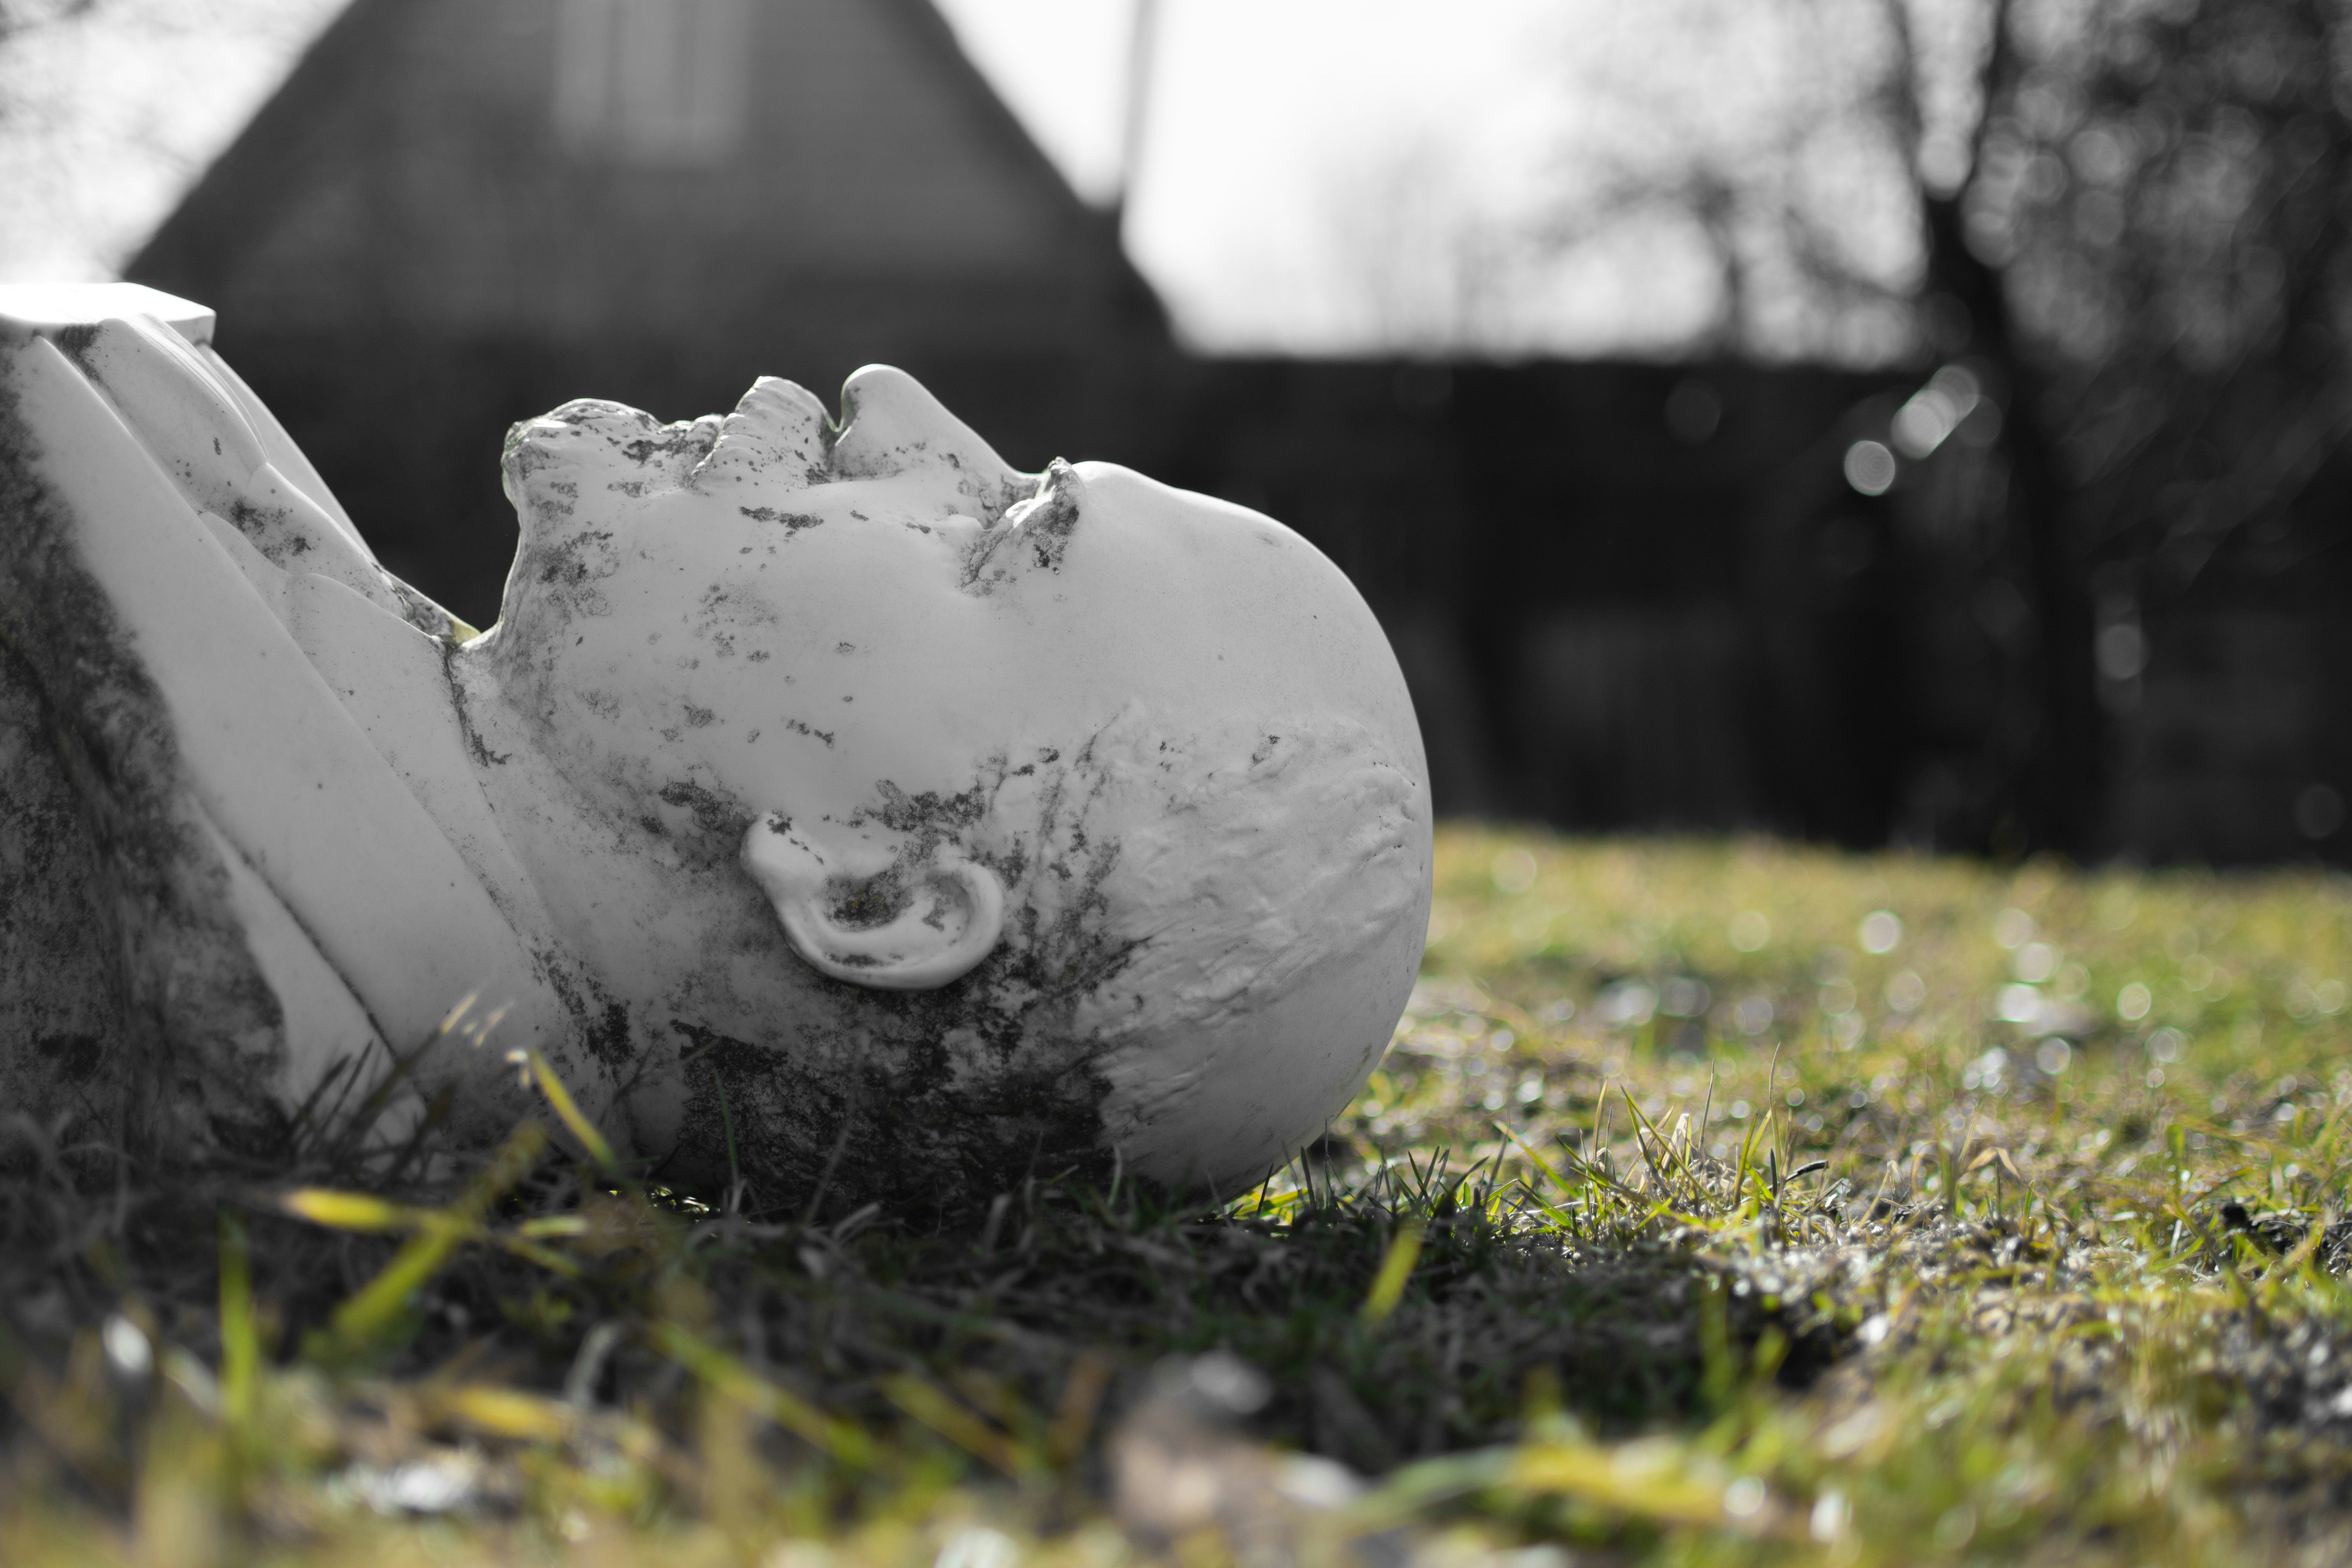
left=933, top=0, right=1653, bottom=354
left=0, top=0, right=1943, bottom=360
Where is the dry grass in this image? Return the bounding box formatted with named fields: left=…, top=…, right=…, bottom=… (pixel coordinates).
left=8, top=825, right=2352, bottom=1565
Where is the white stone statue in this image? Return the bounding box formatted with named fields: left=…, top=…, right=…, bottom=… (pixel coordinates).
left=0, top=285, right=1430, bottom=1206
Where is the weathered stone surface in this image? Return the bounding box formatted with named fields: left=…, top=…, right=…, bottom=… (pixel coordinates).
left=0, top=632, right=132, bottom=1138
left=0, top=285, right=1431, bottom=1207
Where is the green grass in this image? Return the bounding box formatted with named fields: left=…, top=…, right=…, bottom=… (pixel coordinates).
left=10, top=826, right=2352, bottom=1565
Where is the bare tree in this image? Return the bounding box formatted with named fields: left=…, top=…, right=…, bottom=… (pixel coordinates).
left=1319, top=132, right=1529, bottom=356
left=1540, top=0, right=1928, bottom=360
left=1527, top=0, right=2352, bottom=852
left=1966, top=0, right=2352, bottom=586
left=1855, top=0, right=2098, bottom=853
left=1935, top=0, right=2352, bottom=851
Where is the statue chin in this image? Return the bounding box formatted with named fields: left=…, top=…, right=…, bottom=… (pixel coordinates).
left=0, top=284, right=1433, bottom=1209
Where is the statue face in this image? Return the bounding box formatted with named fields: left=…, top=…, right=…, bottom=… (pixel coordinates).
left=482, top=368, right=1432, bottom=1200
left=489, top=369, right=1414, bottom=856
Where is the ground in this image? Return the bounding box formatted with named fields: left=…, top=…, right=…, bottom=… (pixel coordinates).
left=8, top=824, right=2352, bottom=1566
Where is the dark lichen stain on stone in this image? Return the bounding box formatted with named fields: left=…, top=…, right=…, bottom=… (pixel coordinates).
left=218, top=494, right=319, bottom=569
left=781, top=719, right=834, bottom=747
left=658, top=778, right=749, bottom=839
left=438, top=642, right=512, bottom=766
left=651, top=728, right=1179, bottom=1214
left=739, top=506, right=824, bottom=532
left=663, top=986, right=1116, bottom=1220
left=0, top=639, right=143, bottom=1153
left=959, top=460, right=1083, bottom=593
left=1020, top=462, right=1083, bottom=571
left=829, top=867, right=912, bottom=930
left=860, top=780, right=988, bottom=845
left=539, top=530, right=616, bottom=588
left=0, top=339, right=300, bottom=1157
left=52, top=323, right=100, bottom=366
left=539, top=963, right=634, bottom=1083
left=32, top=1031, right=103, bottom=1082
left=584, top=1000, right=633, bottom=1069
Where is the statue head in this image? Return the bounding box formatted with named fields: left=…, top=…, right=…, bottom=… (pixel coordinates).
left=0, top=280, right=1428, bottom=1208
left=483, top=367, right=1431, bottom=1200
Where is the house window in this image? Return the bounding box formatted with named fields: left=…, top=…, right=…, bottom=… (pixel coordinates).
left=555, top=0, right=751, bottom=166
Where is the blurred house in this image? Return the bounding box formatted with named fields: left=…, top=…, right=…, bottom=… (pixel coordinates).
left=131, top=0, right=1171, bottom=622
left=126, top=0, right=2344, bottom=862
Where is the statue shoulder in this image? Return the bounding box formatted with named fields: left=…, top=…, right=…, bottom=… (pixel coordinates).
left=0, top=287, right=575, bottom=1159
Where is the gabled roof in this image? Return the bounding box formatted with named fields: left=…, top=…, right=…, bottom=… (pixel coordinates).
left=131, top=0, right=1162, bottom=348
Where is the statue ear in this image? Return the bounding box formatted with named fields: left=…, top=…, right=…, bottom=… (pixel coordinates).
left=741, top=815, right=1005, bottom=991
